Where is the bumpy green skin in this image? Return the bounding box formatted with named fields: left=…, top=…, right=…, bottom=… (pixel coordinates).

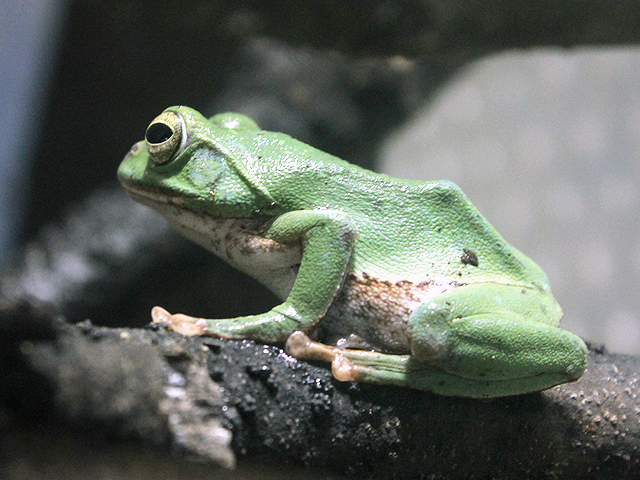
left=118, top=106, right=588, bottom=398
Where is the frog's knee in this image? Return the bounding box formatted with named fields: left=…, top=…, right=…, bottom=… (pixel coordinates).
left=408, top=302, right=452, bottom=361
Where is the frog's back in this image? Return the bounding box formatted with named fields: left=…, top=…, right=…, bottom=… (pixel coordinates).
left=341, top=175, right=545, bottom=289
left=230, top=128, right=550, bottom=291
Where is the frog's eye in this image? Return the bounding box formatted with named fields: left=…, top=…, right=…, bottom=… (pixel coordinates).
left=145, top=110, right=188, bottom=165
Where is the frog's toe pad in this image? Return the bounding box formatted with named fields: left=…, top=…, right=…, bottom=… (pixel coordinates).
left=285, top=332, right=362, bottom=383
left=285, top=331, right=310, bottom=356
left=286, top=331, right=336, bottom=362
left=151, top=306, right=209, bottom=336
left=331, top=354, right=361, bottom=382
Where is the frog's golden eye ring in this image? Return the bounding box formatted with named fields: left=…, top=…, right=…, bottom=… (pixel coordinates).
left=145, top=111, right=188, bottom=165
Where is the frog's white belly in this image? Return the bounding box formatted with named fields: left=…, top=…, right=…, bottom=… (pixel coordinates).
left=165, top=209, right=302, bottom=299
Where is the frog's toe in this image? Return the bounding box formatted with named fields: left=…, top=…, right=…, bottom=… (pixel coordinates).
left=284, top=331, right=313, bottom=357
left=151, top=306, right=209, bottom=336
left=284, top=332, right=370, bottom=383
left=151, top=306, right=172, bottom=324
left=285, top=331, right=339, bottom=363
left=331, top=354, right=361, bottom=382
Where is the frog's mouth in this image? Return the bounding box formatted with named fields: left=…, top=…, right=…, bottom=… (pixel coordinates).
left=119, top=180, right=195, bottom=218
left=121, top=180, right=227, bottom=246
left=120, top=179, right=267, bottom=238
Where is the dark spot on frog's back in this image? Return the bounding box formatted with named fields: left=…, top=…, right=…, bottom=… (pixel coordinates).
left=461, top=248, right=479, bottom=267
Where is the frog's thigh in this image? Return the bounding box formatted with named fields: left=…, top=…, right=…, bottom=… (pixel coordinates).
left=408, top=284, right=587, bottom=384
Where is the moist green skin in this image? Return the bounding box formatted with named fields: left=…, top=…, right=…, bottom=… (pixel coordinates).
left=118, top=106, right=588, bottom=398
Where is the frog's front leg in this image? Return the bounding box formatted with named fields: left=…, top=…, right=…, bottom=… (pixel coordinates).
left=153, top=210, right=356, bottom=343
left=287, top=283, right=588, bottom=398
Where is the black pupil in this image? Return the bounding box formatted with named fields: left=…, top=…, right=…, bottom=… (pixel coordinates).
left=146, top=122, right=173, bottom=144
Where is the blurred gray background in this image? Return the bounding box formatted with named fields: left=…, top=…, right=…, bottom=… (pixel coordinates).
left=3, top=1, right=640, bottom=356
left=382, top=49, right=640, bottom=354
left=0, top=0, right=65, bottom=262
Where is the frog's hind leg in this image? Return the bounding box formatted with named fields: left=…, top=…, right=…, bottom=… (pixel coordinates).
left=285, top=331, right=583, bottom=398
left=403, top=283, right=588, bottom=397
left=285, top=331, right=523, bottom=398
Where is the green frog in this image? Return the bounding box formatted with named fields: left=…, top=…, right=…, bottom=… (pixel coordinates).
left=117, top=106, right=587, bottom=398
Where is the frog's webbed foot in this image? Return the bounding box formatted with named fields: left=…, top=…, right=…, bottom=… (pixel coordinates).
left=151, top=306, right=210, bottom=336
left=285, top=331, right=396, bottom=383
